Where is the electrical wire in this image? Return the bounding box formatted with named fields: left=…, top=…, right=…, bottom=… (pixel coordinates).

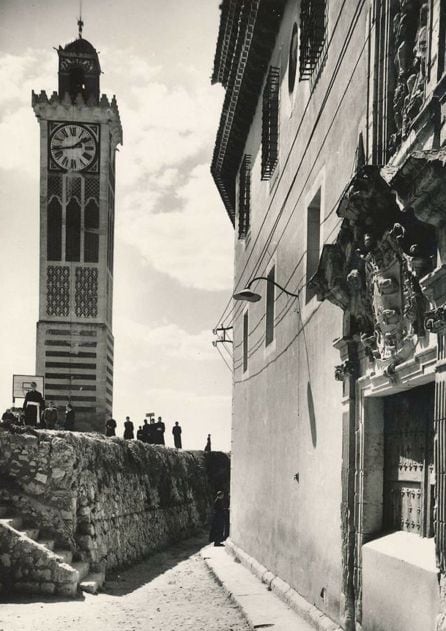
left=214, top=0, right=369, bottom=330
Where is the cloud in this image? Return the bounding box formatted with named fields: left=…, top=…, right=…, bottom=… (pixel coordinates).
left=117, top=163, right=233, bottom=291
left=118, top=318, right=217, bottom=366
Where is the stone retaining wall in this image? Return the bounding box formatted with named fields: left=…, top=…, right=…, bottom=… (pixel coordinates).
left=0, top=429, right=229, bottom=571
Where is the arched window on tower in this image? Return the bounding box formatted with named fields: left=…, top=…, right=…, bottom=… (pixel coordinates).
left=47, top=198, right=62, bottom=261
left=69, top=66, right=87, bottom=101
left=84, top=199, right=99, bottom=263
left=66, top=198, right=81, bottom=261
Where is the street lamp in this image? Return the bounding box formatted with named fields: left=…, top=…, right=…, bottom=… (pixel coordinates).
left=232, top=276, right=300, bottom=302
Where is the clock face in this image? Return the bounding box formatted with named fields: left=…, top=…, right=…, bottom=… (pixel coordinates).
left=50, top=124, right=97, bottom=172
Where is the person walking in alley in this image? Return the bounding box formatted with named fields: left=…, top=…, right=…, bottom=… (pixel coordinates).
left=123, top=416, right=134, bottom=440
left=64, top=403, right=75, bottom=431
left=209, top=491, right=226, bottom=547
left=204, top=434, right=211, bottom=452
left=172, top=421, right=182, bottom=449
left=23, top=382, right=45, bottom=426
left=105, top=417, right=117, bottom=437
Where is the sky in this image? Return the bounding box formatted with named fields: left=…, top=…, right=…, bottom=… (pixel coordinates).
left=0, top=0, right=235, bottom=450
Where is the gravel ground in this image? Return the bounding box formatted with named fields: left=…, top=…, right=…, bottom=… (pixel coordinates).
left=0, top=534, right=250, bottom=631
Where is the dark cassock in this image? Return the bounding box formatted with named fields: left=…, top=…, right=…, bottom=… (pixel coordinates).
left=209, top=491, right=226, bottom=546
left=23, top=388, right=45, bottom=426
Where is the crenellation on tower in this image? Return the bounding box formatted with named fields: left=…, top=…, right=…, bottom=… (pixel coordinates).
left=33, top=32, right=122, bottom=433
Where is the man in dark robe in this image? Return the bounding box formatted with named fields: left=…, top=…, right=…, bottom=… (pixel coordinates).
left=105, top=417, right=117, bottom=437
left=172, top=422, right=182, bottom=448
left=209, top=491, right=226, bottom=546
left=64, top=404, right=75, bottom=431
left=123, top=416, right=134, bottom=440
left=204, top=434, right=211, bottom=452
left=43, top=402, right=58, bottom=429
left=23, top=382, right=45, bottom=426
left=148, top=418, right=156, bottom=444
left=154, top=416, right=165, bottom=445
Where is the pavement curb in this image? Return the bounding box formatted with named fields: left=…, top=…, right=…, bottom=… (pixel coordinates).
left=203, top=539, right=342, bottom=631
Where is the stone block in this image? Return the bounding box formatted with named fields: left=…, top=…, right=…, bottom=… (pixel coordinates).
left=0, top=553, right=11, bottom=567
left=40, top=582, right=55, bottom=594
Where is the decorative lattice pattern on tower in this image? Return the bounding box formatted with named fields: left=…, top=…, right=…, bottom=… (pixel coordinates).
left=84, top=176, right=99, bottom=203
left=47, top=265, right=70, bottom=316
left=75, top=267, right=98, bottom=317
left=47, top=175, right=63, bottom=201
left=66, top=175, right=82, bottom=203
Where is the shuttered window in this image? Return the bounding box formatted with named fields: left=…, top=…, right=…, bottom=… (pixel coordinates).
left=261, top=67, right=280, bottom=181
left=299, top=0, right=327, bottom=80
left=238, top=155, right=252, bottom=239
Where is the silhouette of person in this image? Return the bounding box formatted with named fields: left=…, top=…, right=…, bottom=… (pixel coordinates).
left=148, top=418, right=156, bottom=444
left=204, top=434, right=211, bottom=452
left=137, top=426, right=144, bottom=441
left=105, top=417, right=117, bottom=437
left=64, top=403, right=75, bottom=431
left=172, top=421, right=182, bottom=449
left=209, top=491, right=225, bottom=546
left=23, top=382, right=45, bottom=426
left=43, top=401, right=58, bottom=429
left=123, top=416, right=134, bottom=440
left=154, top=416, right=165, bottom=445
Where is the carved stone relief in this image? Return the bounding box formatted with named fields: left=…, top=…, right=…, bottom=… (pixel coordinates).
left=389, top=0, right=428, bottom=153
left=309, top=166, right=432, bottom=374
left=75, top=267, right=98, bottom=318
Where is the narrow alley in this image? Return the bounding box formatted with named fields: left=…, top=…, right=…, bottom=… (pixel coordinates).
left=0, top=535, right=250, bottom=631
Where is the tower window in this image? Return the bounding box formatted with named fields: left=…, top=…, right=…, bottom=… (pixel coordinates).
left=305, top=189, right=321, bottom=303
left=238, top=155, right=252, bottom=239
left=243, top=310, right=249, bottom=373
left=47, top=198, right=62, bottom=261
left=299, top=0, right=327, bottom=80
left=266, top=265, right=275, bottom=347
left=84, top=199, right=99, bottom=263
left=66, top=198, right=81, bottom=262
left=261, top=67, right=280, bottom=181
left=69, top=66, right=87, bottom=101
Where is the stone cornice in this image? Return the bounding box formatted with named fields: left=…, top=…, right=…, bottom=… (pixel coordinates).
left=32, top=90, right=123, bottom=146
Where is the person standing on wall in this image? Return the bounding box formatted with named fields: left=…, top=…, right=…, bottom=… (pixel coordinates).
left=123, top=416, right=134, bottom=440
left=204, top=434, right=211, bottom=452
left=64, top=403, right=75, bottom=431
left=154, top=416, right=165, bottom=445
left=43, top=401, right=58, bottom=429
left=105, top=417, right=117, bottom=437
left=172, top=421, right=182, bottom=449
left=148, top=417, right=156, bottom=444
left=23, top=382, right=45, bottom=427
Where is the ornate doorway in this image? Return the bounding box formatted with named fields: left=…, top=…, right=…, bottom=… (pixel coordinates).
left=383, top=383, right=434, bottom=537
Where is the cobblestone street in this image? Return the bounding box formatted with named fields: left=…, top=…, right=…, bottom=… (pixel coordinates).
left=0, top=535, right=250, bottom=631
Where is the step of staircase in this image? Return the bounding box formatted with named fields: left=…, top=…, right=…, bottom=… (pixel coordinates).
left=54, top=549, right=73, bottom=564
left=23, top=528, right=39, bottom=541
left=72, top=561, right=90, bottom=581
left=80, top=571, right=105, bottom=595
left=38, top=538, right=55, bottom=551
left=0, top=516, right=23, bottom=530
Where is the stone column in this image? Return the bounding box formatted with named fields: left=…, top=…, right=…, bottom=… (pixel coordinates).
left=334, top=337, right=359, bottom=631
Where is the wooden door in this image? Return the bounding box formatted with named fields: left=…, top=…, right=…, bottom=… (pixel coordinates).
left=383, top=383, right=434, bottom=537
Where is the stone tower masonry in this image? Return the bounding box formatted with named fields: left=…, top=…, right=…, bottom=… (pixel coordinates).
left=32, top=32, right=122, bottom=432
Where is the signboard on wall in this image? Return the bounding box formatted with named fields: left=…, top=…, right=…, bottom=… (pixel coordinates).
left=12, top=375, right=45, bottom=401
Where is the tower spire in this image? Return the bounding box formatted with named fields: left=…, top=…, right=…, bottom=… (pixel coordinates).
left=77, top=0, right=84, bottom=39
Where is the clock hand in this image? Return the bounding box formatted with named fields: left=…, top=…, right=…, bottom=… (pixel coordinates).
left=52, top=140, right=87, bottom=150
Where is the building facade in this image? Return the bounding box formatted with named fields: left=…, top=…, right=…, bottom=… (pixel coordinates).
left=32, top=33, right=122, bottom=432
left=211, top=1, right=446, bottom=630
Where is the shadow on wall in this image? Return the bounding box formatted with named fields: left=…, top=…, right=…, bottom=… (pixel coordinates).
left=307, top=381, right=317, bottom=447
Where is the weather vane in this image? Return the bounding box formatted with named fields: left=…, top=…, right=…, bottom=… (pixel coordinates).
left=77, top=0, right=84, bottom=39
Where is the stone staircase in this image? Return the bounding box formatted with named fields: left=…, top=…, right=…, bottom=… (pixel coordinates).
left=0, top=502, right=104, bottom=596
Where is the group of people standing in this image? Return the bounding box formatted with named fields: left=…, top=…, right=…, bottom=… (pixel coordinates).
left=105, top=415, right=183, bottom=449
left=1, top=382, right=75, bottom=430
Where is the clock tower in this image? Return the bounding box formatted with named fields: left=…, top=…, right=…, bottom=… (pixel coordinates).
left=32, top=28, right=122, bottom=432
